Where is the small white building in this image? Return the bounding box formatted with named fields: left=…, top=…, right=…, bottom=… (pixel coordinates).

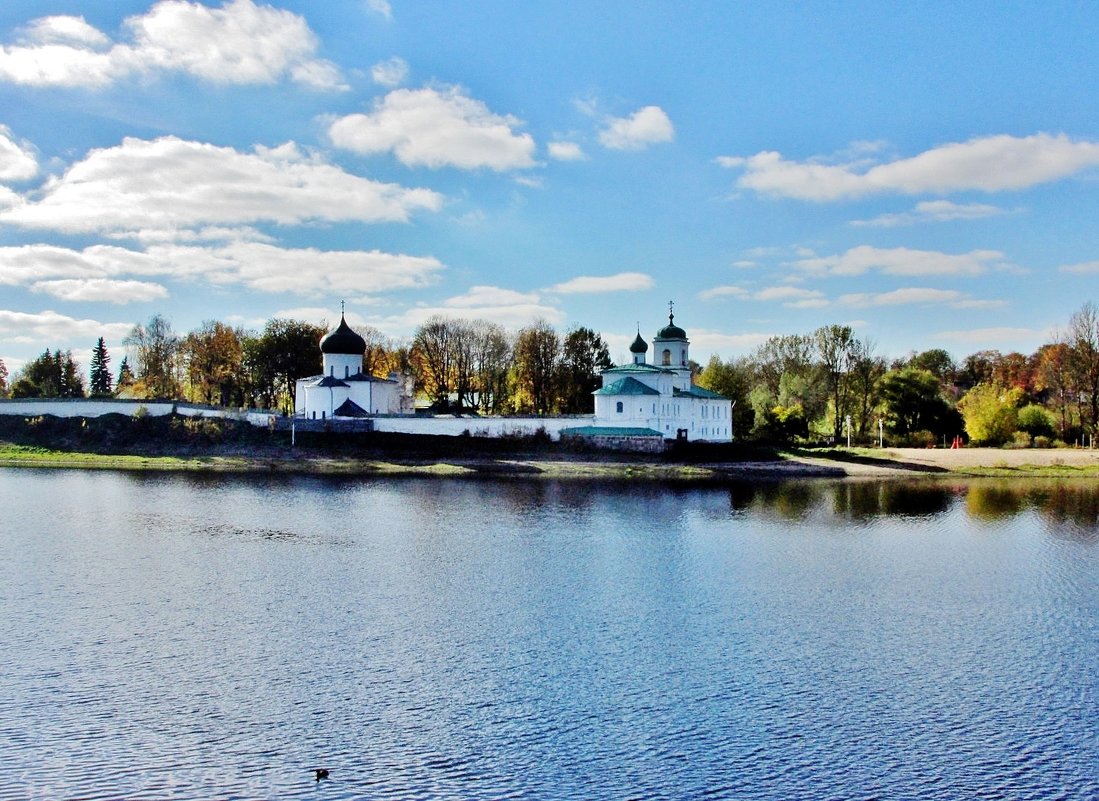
left=588, top=311, right=733, bottom=442
left=294, top=314, right=405, bottom=420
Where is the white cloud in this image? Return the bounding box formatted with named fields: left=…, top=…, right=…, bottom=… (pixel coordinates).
left=0, top=0, right=346, bottom=90
left=31, top=278, right=168, bottom=303
left=851, top=200, right=1012, bottom=227
left=794, top=246, right=1005, bottom=277
left=839, top=288, right=964, bottom=307
left=329, top=86, right=537, bottom=171
left=753, top=286, right=828, bottom=307
left=719, top=133, right=1099, bottom=201
left=0, top=308, right=133, bottom=344
left=690, top=330, right=775, bottom=356
left=0, top=125, right=37, bottom=181
left=145, top=241, right=445, bottom=295
left=20, top=15, right=111, bottom=48
left=0, top=240, right=443, bottom=298
left=546, top=272, right=653, bottom=294
left=599, top=105, right=674, bottom=151
left=698, top=285, right=748, bottom=300
left=393, top=285, right=563, bottom=331
left=548, top=141, right=584, bottom=161
left=0, top=136, right=442, bottom=236
left=1061, top=260, right=1099, bottom=274
left=371, top=56, right=408, bottom=87
left=366, top=0, right=393, bottom=20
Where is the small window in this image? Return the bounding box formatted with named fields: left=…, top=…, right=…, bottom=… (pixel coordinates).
left=616, top=401, right=623, bottom=413
left=662, top=349, right=671, bottom=366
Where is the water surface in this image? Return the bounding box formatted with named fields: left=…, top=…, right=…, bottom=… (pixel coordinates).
left=0, top=470, right=1095, bottom=799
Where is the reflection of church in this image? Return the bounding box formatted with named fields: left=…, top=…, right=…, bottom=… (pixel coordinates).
left=588, top=308, right=733, bottom=442
left=294, top=313, right=405, bottom=420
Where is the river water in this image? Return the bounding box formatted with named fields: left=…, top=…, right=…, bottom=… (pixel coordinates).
left=0, top=469, right=1095, bottom=800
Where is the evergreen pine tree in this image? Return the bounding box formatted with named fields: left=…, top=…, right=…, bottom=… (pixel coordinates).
left=60, top=351, right=85, bottom=398
left=90, top=337, right=113, bottom=396
left=118, top=356, right=136, bottom=389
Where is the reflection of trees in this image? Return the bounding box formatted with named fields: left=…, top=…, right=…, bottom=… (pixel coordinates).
left=832, top=482, right=954, bottom=519
left=964, top=483, right=1026, bottom=520
left=727, top=481, right=824, bottom=521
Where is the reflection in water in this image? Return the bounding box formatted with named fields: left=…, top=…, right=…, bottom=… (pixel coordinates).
left=2, top=469, right=1095, bottom=800
left=725, top=478, right=1099, bottom=537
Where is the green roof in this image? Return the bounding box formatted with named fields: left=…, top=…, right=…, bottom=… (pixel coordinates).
left=594, top=377, right=661, bottom=396
left=674, top=385, right=729, bottom=400
left=602, top=363, right=670, bottom=375
left=560, top=426, right=664, bottom=438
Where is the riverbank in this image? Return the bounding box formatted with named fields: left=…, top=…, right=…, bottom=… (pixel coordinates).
left=2, top=442, right=1098, bottom=480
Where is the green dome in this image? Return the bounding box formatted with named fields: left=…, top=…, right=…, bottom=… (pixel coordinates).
left=629, top=332, right=648, bottom=353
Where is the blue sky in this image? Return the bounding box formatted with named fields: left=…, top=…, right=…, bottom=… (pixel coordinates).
left=1, top=0, right=1098, bottom=376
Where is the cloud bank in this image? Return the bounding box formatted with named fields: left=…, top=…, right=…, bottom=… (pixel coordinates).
left=0, top=0, right=345, bottom=90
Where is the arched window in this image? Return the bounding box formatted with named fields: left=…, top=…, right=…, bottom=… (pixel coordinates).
left=662, top=349, right=671, bottom=366
left=616, top=401, right=623, bottom=413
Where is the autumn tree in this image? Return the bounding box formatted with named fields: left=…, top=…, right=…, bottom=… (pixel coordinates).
left=117, top=356, right=136, bottom=392
left=0, top=357, right=8, bottom=398
left=125, top=314, right=181, bottom=398
left=1067, top=301, right=1099, bottom=434
left=89, top=337, right=112, bottom=397
left=697, top=354, right=754, bottom=438
left=513, top=320, right=560, bottom=414
left=958, top=383, right=1023, bottom=446
left=558, top=326, right=612, bottom=414
left=469, top=321, right=512, bottom=414
left=814, top=324, right=856, bottom=441
left=181, top=321, right=245, bottom=406
left=848, top=338, right=886, bottom=438
left=412, top=316, right=457, bottom=410
left=1033, top=341, right=1075, bottom=439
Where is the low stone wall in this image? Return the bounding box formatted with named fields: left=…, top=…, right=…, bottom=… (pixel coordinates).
left=370, top=415, right=587, bottom=440
left=0, top=398, right=274, bottom=427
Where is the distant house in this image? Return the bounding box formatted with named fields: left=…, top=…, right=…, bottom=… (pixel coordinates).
left=294, top=314, right=407, bottom=420
left=583, top=310, right=733, bottom=442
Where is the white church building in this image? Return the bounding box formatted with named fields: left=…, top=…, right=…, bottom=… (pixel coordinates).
left=293, top=307, right=731, bottom=444
left=584, top=309, right=733, bottom=442
left=294, top=314, right=406, bottom=420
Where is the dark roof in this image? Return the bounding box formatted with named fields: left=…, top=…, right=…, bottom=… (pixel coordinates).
left=345, top=372, right=394, bottom=383
left=629, top=332, right=648, bottom=353
left=594, top=376, right=661, bottom=396
left=320, top=315, right=367, bottom=355
left=655, top=312, right=687, bottom=340
left=675, top=385, right=729, bottom=400
left=314, top=376, right=349, bottom=388
left=333, top=398, right=369, bottom=417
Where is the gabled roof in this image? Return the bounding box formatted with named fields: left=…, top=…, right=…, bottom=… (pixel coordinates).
left=313, top=376, right=349, bottom=388
left=345, top=372, right=394, bottom=383
left=333, top=398, right=369, bottom=417
left=594, top=376, right=661, bottom=396
left=674, top=385, right=729, bottom=400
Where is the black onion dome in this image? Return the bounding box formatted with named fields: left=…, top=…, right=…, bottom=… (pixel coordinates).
left=629, top=332, right=648, bottom=353
left=656, top=312, right=687, bottom=339
left=320, top=315, right=367, bottom=355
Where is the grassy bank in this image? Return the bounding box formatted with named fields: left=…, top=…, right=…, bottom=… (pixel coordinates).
left=2, top=414, right=1097, bottom=480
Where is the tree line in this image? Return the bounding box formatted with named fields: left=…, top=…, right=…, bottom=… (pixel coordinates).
left=2, top=301, right=1097, bottom=446
left=695, top=301, right=1099, bottom=446
left=1, top=313, right=612, bottom=417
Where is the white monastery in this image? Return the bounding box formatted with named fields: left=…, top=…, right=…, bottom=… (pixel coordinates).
left=294, top=313, right=406, bottom=420
left=292, top=306, right=732, bottom=444
left=573, top=308, right=733, bottom=443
